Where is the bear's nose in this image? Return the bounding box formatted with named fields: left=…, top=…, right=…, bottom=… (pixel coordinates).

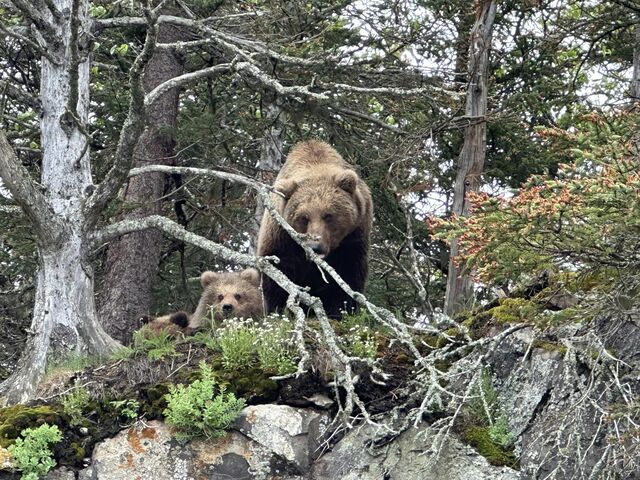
left=310, top=242, right=325, bottom=255
left=222, top=304, right=233, bottom=314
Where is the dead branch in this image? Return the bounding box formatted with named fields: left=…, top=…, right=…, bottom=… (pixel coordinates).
left=0, top=130, right=66, bottom=246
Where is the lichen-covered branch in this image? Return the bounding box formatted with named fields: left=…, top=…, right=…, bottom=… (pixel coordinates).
left=84, top=3, right=160, bottom=226
left=0, top=131, right=66, bottom=246
left=145, top=63, right=232, bottom=107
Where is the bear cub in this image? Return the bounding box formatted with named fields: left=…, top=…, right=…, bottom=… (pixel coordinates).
left=257, top=140, right=373, bottom=317
left=138, top=268, right=264, bottom=334
left=191, top=268, right=264, bottom=328
left=139, top=311, right=191, bottom=336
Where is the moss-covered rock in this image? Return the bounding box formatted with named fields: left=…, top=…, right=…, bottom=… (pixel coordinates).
left=462, top=426, right=518, bottom=468
left=0, top=405, right=63, bottom=448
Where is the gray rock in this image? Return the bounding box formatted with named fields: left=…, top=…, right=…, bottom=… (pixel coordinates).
left=234, top=404, right=329, bottom=472
left=44, top=468, right=76, bottom=480
left=75, top=405, right=329, bottom=480
left=311, top=423, right=519, bottom=480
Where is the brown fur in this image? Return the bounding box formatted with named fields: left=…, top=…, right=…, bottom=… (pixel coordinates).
left=191, top=268, right=264, bottom=328
left=257, top=140, right=373, bottom=317
left=139, top=311, right=191, bottom=336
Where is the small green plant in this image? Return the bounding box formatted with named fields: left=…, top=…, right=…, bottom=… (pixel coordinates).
left=61, top=386, right=90, bottom=427
left=109, top=399, right=140, bottom=421
left=217, top=319, right=256, bottom=370
left=191, top=330, right=218, bottom=351
left=111, top=346, right=134, bottom=361
left=342, top=324, right=378, bottom=359
left=256, top=315, right=298, bottom=375
left=462, top=369, right=517, bottom=467
left=8, top=424, right=62, bottom=480
left=488, top=414, right=515, bottom=448
left=132, top=326, right=178, bottom=361
left=163, top=362, right=245, bottom=441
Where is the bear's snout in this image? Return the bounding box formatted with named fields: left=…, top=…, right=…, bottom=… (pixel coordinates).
left=309, top=241, right=327, bottom=257
left=222, top=303, right=234, bottom=314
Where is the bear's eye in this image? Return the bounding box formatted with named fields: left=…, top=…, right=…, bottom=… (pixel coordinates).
left=322, top=213, right=333, bottom=222
left=298, top=215, right=309, bottom=226
left=234, top=293, right=242, bottom=301
left=217, top=294, right=224, bottom=302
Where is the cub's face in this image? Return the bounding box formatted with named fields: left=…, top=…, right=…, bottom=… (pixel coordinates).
left=279, top=171, right=359, bottom=258
left=200, top=269, right=263, bottom=320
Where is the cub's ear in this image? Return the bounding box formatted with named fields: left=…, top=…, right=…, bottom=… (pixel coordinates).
left=200, top=271, right=219, bottom=288
left=169, top=311, right=190, bottom=329
left=240, top=268, right=260, bottom=285
left=274, top=179, right=298, bottom=199
left=335, top=170, right=357, bottom=195
left=139, top=314, right=154, bottom=325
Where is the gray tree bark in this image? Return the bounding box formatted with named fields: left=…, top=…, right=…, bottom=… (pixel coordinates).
left=250, top=93, right=287, bottom=253
left=98, top=19, right=184, bottom=344
left=444, top=0, right=497, bottom=316
left=631, top=19, right=640, bottom=100
left=0, top=0, right=120, bottom=404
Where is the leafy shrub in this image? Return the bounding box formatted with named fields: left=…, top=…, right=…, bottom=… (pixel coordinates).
left=163, top=362, right=245, bottom=441
left=132, top=326, right=178, bottom=361
left=217, top=319, right=256, bottom=370
left=109, top=399, right=140, bottom=421
left=8, top=424, right=62, bottom=480
left=431, top=112, right=640, bottom=300
left=256, top=315, right=298, bottom=375
left=61, top=386, right=90, bottom=426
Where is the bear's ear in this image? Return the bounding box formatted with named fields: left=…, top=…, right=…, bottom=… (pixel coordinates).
left=200, top=271, right=219, bottom=288
left=335, top=170, right=357, bottom=195
left=274, top=179, right=298, bottom=199
left=240, top=268, right=260, bottom=285
left=169, top=311, right=190, bottom=329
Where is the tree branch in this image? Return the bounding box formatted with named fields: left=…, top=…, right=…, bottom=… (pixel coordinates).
left=145, top=62, right=232, bottom=107
left=0, top=131, right=66, bottom=246
left=0, top=80, right=40, bottom=110
left=9, top=0, right=57, bottom=46
left=84, top=4, right=160, bottom=226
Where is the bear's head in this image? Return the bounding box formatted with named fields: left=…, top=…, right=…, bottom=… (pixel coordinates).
left=199, top=268, right=263, bottom=320
left=277, top=170, right=359, bottom=258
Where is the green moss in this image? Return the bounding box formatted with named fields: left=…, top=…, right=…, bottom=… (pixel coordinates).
left=210, top=359, right=278, bottom=402
left=0, top=405, right=62, bottom=448
left=486, top=298, right=540, bottom=324
left=462, top=426, right=518, bottom=468
left=532, top=340, right=567, bottom=355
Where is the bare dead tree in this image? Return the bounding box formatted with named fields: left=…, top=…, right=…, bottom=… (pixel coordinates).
left=444, top=0, right=497, bottom=316
left=631, top=17, right=640, bottom=100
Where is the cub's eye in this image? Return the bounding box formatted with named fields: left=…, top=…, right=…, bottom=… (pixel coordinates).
left=298, top=215, right=309, bottom=225
left=217, top=294, right=224, bottom=302
left=234, top=293, right=242, bottom=301
left=322, top=213, right=333, bottom=222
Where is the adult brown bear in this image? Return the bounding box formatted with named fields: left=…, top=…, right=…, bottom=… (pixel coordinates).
left=257, top=140, right=373, bottom=317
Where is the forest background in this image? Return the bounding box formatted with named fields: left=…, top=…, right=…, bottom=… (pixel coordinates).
left=0, top=0, right=638, bottom=405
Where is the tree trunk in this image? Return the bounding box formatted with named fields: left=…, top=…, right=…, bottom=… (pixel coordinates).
left=98, top=20, right=184, bottom=343
left=631, top=19, right=640, bottom=100
left=0, top=0, right=119, bottom=404
left=250, top=94, right=287, bottom=253
left=444, top=0, right=497, bottom=316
